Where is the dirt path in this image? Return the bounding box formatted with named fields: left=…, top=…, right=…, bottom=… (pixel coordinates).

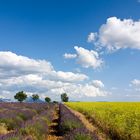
left=47, top=104, right=110, bottom=140
left=65, top=105, right=110, bottom=140
left=47, top=106, right=63, bottom=140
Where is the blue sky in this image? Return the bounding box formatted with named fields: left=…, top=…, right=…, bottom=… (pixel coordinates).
left=0, top=0, right=140, bottom=101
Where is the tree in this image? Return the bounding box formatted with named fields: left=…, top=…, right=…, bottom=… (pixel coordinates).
left=61, top=93, right=69, bottom=102
left=45, top=97, right=51, bottom=103
left=14, top=91, right=27, bottom=103
left=32, top=94, right=39, bottom=102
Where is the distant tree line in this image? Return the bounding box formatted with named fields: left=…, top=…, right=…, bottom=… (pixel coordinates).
left=14, top=91, right=69, bottom=103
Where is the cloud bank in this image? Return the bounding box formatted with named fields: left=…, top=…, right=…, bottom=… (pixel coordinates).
left=0, top=51, right=107, bottom=100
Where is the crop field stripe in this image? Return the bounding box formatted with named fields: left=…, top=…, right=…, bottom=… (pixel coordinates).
left=59, top=103, right=99, bottom=139
left=64, top=104, right=109, bottom=140
left=4, top=102, right=138, bottom=140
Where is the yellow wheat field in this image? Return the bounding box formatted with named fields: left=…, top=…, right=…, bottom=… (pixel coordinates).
left=66, top=102, right=140, bottom=140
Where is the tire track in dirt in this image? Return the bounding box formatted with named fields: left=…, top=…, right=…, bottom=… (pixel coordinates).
left=47, top=105, right=63, bottom=140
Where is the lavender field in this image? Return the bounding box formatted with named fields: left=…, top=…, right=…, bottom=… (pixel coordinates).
left=0, top=103, right=55, bottom=140
left=0, top=103, right=98, bottom=140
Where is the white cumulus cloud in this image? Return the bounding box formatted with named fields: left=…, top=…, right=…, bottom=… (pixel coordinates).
left=90, top=17, right=140, bottom=51
left=0, top=51, right=87, bottom=83
left=91, top=80, right=104, bottom=88
left=45, top=81, right=107, bottom=99
left=74, top=46, right=103, bottom=69
left=48, top=71, right=88, bottom=83
left=0, top=51, right=53, bottom=74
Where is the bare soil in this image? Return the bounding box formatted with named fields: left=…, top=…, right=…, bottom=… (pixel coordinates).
left=47, top=106, right=63, bottom=140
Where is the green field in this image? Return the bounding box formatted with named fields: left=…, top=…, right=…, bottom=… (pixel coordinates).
left=66, top=102, right=140, bottom=140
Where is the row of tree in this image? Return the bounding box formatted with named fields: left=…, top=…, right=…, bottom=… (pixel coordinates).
left=14, top=91, right=69, bottom=103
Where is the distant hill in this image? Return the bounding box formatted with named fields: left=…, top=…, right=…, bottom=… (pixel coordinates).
left=0, top=97, right=45, bottom=103
left=0, top=98, right=12, bottom=102
left=25, top=97, right=45, bottom=103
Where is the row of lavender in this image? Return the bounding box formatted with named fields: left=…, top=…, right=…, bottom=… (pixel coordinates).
left=0, top=103, right=56, bottom=140
left=59, top=104, right=98, bottom=140
left=1, top=103, right=99, bottom=140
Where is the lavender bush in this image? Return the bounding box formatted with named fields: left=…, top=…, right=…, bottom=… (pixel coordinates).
left=0, top=103, right=56, bottom=140
left=59, top=104, right=98, bottom=140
